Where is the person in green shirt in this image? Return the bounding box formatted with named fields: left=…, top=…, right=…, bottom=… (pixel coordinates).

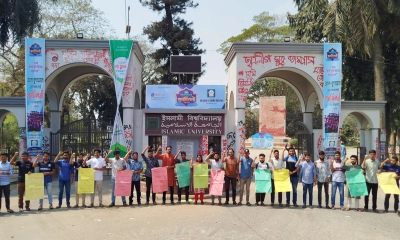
left=341, top=155, right=362, bottom=212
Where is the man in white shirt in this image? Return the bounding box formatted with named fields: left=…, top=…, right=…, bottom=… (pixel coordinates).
left=330, top=151, right=345, bottom=210
left=84, top=149, right=106, bottom=208
left=105, top=150, right=127, bottom=207
left=268, top=149, right=285, bottom=207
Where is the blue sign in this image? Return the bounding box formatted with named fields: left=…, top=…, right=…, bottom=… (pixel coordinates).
left=146, top=85, right=226, bottom=109
left=25, top=38, right=45, bottom=156
left=323, top=43, right=342, bottom=156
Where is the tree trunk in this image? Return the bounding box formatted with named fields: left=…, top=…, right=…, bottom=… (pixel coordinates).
left=372, top=31, right=385, bottom=130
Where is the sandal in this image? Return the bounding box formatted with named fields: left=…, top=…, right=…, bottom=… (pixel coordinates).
left=356, top=208, right=361, bottom=212
left=38, top=206, right=43, bottom=211
left=49, top=205, right=54, bottom=209
left=345, top=207, right=350, bottom=211
left=7, top=209, right=14, bottom=213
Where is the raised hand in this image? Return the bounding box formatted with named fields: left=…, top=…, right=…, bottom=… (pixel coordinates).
left=58, top=151, right=63, bottom=155
left=14, top=152, right=19, bottom=157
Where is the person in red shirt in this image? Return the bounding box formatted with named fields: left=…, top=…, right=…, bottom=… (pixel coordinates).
left=155, top=146, right=176, bottom=205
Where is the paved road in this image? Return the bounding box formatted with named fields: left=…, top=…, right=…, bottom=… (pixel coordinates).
left=1, top=176, right=398, bottom=240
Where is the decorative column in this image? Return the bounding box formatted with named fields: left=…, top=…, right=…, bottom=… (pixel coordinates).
left=303, top=112, right=313, bottom=133
left=235, top=108, right=246, bottom=156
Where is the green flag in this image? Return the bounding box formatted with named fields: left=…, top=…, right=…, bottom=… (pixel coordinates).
left=176, top=161, right=191, bottom=187
left=345, top=169, right=368, bottom=197
left=109, top=40, right=134, bottom=158
left=194, top=164, right=209, bottom=188
left=255, top=169, right=272, bottom=193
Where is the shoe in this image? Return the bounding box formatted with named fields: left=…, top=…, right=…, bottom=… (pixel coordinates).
left=67, top=205, right=71, bottom=208
left=108, top=203, right=115, bottom=207
left=218, top=202, right=222, bottom=206
left=285, top=203, right=290, bottom=207
left=224, top=201, right=229, bottom=205
left=73, top=204, right=79, bottom=208
left=271, top=203, right=275, bottom=206
left=340, top=206, right=345, bottom=211
left=261, top=202, right=266, bottom=206
left=138, top=202, right=142, bottom=205
left=194, top=201, right=198, bottom=205
left=170, top=202, right=174, bottom=205
left=302, top=205, right=307, bottom=208
left=362, top=208, right=368, bottom=212
left=99, top=204, right=104, bottom=207
left=162, top=202, right=166, bottom=205
left=153, top=202, right=157, bottom=205
left=294, top=204, right=298, bottom=208
left=19, top=208, right=24, bottom=212
left=49, top=205, right=54, bottom=209
left=38, top=205, right=43, bottom=211
left=246, top=202, right=251, bottom=206
left=145, top=202, right=149, bottom=205
left=317, top=205, right=322, bottom=209
left=129, top=202, right=133, bottom=206
left=237, top=202, right=242, bottom=206
left=187, top=201, right=190, bottom=204
left=123, top=203, right=128, bottom=207
left=233, top=201, right=237, bottom=205
left=325, top=206, right=330, bottom=209
left=87, top=204, right=94, bottom=208
left=211, top=202, right=215, bottom=205
left=331, top=205, right=335, bottom=210
left=7, top=209, right=14, bottom=213
left=201, top=201, right=204, bottom=205
left=177, top=201, right=181, bottom=204
left=309, top=206, right=313, bottom=209
left=373, top=209, right=379, bottom=213
left=356, top=208, right=361, bottom=212
left=384, top=210, right=388, bottom=213
left=82, top=204, right=87, bottom=208
left=256, top=202, right=259, bottom=206
left=279, top=203, right=283, bottom=207
left=25, top=207, right=31, bottom=211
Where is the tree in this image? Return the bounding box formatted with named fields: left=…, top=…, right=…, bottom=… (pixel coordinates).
left=139, top=0, right=205, bottom=84
left=218, top=12, right=294, bottom=54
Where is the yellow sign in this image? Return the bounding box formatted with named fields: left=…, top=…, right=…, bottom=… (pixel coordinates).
left=273, top=169, right=292, bottom=192
left=378, top=172, right=400, bottom=194
left=25, top=173, right=44, bottom=200
left=78, top=168, right=94, bottom=194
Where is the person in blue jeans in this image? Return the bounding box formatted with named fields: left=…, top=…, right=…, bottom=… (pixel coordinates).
left=296, top=153, right=316, bottom=209
left=54, top=151, right=74, bottom=209
left=330, top=151, right=345, bottom=210
left=282, top=146, right=299, bottom=207
left=33, top=152, right=56, bottom=210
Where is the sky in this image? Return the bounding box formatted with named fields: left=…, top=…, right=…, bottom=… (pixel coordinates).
left=91, top=0, right=297, bottom=85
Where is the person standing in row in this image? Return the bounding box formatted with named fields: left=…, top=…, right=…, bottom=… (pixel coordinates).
left=126, top=151, right=143, bottom=205
left=269, top=149, right=284, bottom=207
left=315, top=151, right=330, bottom=209
left=222, top=148, right=239, bottom=205
left=379, top=156, right=400, bottom=213
left=330, top=151, right=345, bottom=210
left=175, top=150, right=190, bottom=204
left=105, top=150, right=127, bottom=207
left=141, top=146, right=159, bottom=205
left=54, top=151, right=74, bottom=209
left=33, top=152, right=56, bottom=210
left=73, top=153, right=88, bottom=208
left=362, top=150, right=380, bottom=213
left=296, top=153, right=316, bottom=209
left=341, top=155, right=362, bottom=211
left=253, top=153, right=271, bottom=206
left=155, top=146, right=176, bottom=205
left=84, top=149, right=106, bottom=208
left=206, top=151, right=224, bottom=205
left=238, top=149, right=253, bottom=206
left=282, top=147, right=299, bottom=207
left=193, top=154, right=206, bottom=205
left=0, top=153, right=14, bottom=213
left=11, top=152, right=34, bottom=212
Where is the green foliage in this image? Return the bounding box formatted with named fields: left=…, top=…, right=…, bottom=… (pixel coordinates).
left=0, top=114, right=19, bottom=148
left=218, top=12, right=295, bottom=54
left=289, top=138, right=298, bottom=145
left=340, top=115, right=359, bottom=146
left=140, top=0, right=206, bottom=84
left=245, top=108, right=259, bottom=139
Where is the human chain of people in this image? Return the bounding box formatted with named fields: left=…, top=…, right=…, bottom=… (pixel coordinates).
left=0, top=146, right=399, bottom=214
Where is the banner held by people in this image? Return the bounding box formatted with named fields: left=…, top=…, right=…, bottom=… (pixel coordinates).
left=194, top=164, right=209, bottom=188
left=115, top=170, right=132, bottom=196
left=255, top=169, right=272, bottom=193
left=25, top=173, right=44, bottom=200
left=152, top=167, right=168, bottom=193
left=209, top=170, right=224, bottom=196
left=378, top=172, right=400, bottom=194
left=78, top=168, right=95, bottom=194
left=345, top=169, right=368, bottom=197
left=273, top=169, right=291, bottom=192
left=176, top=161, right=191, bottom=188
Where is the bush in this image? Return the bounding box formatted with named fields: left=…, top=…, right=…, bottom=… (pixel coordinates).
left=289, top=138, right=298, bottom=145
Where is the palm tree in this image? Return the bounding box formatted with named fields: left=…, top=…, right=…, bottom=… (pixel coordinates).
left=323, top=0, right=400, bottom=129
left=0, top=0, right=43, bottom=47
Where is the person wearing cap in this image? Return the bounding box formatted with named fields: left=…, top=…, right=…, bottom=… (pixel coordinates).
left=175, top=150, right=190, bottom=204
left=315, top=151, right=330, bottom=209
left=282, top=146, right=300, bottom=207
left=238, top=149, right=254, bottom=206
left=330, top=151, right=345, bottom=210
left=378, top=156, right=400, bottom=213
left=141, top=146, right=160, bottom=205
left=268, top=149, right=285, bottom=207
left=222, top=148, right=239, bottom=205
left=105, top=150, right=127, bottom=207
left=341, top=155, right=362, bottom=211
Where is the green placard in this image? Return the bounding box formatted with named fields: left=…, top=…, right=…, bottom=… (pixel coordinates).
left=255, top=169, right=272, bottom=193
left=176, top=161, right=191, bottom=187
left=345, top=169, right=368, bottom=197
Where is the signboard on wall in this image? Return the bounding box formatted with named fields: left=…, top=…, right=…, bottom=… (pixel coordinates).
left=145, top=113, right=224, bottom=135
left=259, top=96, right=286, bottom=136
left=176, top=140, right=194, bottom=158
left=145, top=85, right=226, bottom=109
